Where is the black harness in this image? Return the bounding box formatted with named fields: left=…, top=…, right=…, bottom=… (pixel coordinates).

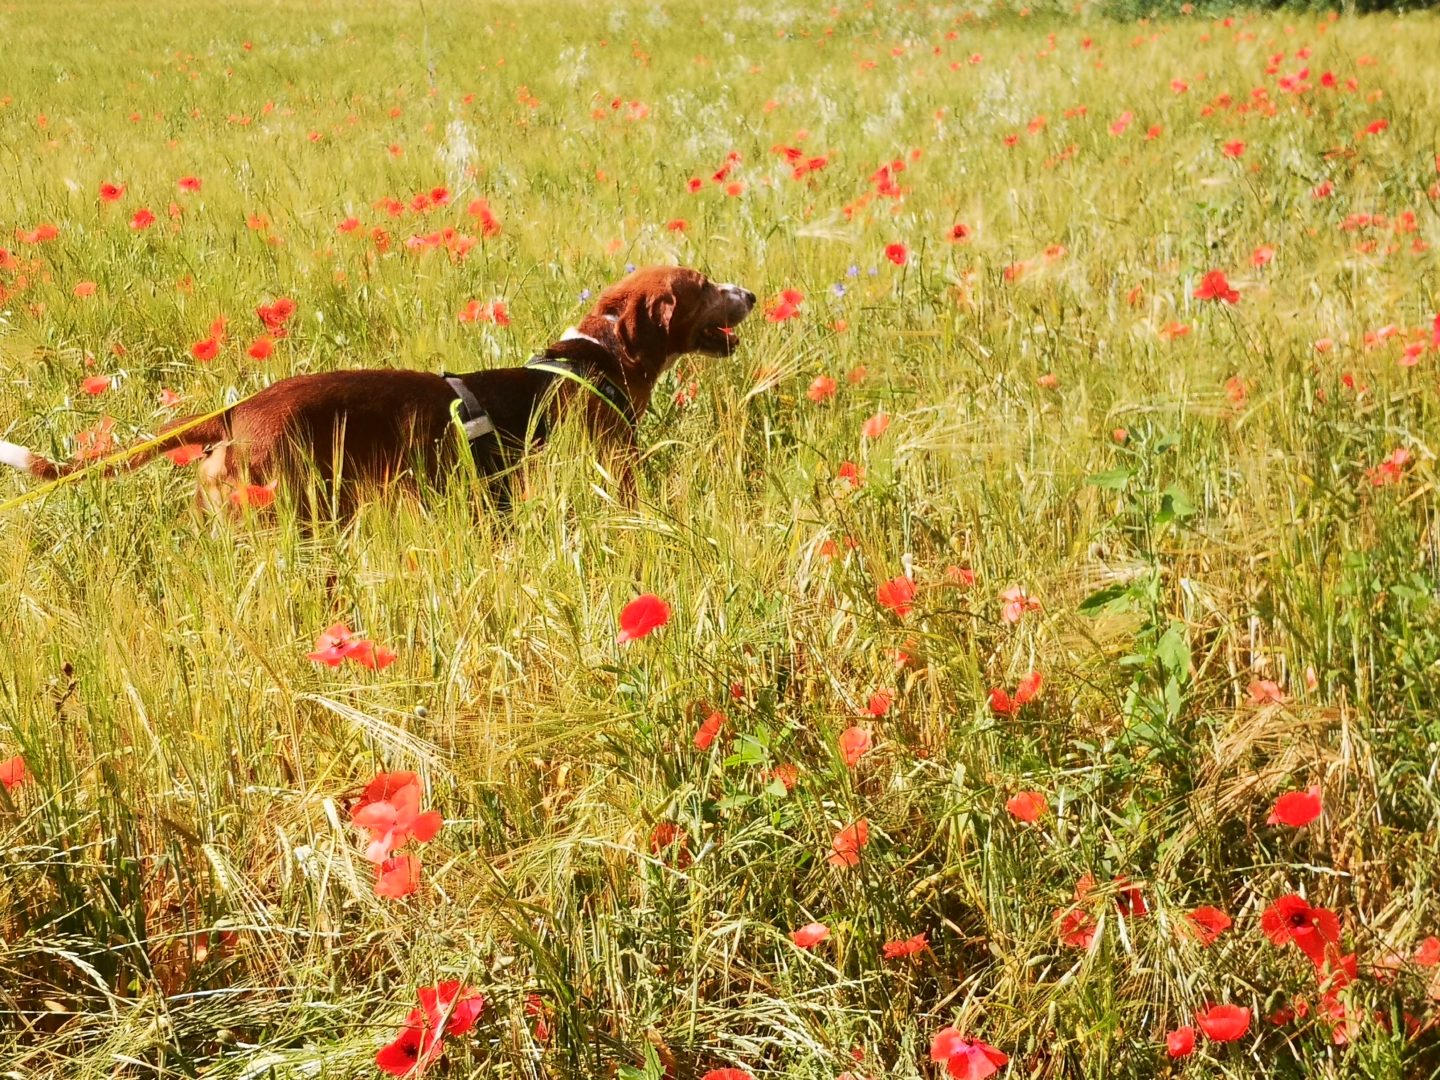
left=441, top=348, right=636, bottom=472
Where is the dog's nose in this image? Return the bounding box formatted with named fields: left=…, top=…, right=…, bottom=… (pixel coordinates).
left=741, top=288, right=757, bottom=308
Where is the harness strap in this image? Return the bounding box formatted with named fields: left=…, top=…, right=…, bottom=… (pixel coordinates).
left=523, top=356, right=637, bottom=429
left=440, top=355, right=635, bottom=476
left=442, top=374, right=496, bottom=444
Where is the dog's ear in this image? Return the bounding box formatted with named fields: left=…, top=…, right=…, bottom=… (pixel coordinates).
left=616, top=288, right=677, bottom=361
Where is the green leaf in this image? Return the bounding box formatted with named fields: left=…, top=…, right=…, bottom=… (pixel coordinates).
left=1086, top=467, right=1133, bottom=491
left=618, top=1044, right=665, bottom=1080
left=1164, top=676, right=1185, bottom=721
left=1155, top=622, right=1191, bottom=682
left=1079, top=582, right=1135, bottom=616
left=1157, top=484, right=1197, bottom=524
left=724, top=733, right=770, bottom=768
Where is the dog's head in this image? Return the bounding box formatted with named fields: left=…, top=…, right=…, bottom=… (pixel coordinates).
left=590, top=266, right=756, bottom=372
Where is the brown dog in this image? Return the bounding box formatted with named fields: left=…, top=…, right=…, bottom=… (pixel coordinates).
left=0, top=266, right=755, bottom=512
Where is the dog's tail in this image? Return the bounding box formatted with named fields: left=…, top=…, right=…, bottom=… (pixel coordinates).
left=0, top=414, right=229, bottom=482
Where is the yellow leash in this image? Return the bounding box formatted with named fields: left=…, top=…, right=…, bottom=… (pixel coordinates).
left=0, top=400, right=236, bottom=516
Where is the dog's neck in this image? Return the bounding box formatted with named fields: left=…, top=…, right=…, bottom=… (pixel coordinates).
left=564, top=313, right=668, bottom=416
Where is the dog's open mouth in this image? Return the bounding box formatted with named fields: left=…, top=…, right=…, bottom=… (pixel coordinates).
left=695, top=324, right=739, bottom=355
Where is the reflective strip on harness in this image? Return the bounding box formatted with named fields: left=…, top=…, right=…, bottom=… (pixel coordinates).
left=443, top=374, right=496, bottom=445
left=523, top=357, right=636, bottom=428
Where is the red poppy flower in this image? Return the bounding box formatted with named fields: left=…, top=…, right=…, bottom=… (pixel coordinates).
left=1261, top=893, right=1341, bottom=965
left=828, top=818, right=869, bottom=867
left=1415, top=936, right=1440, bottom=966
left=80, top=375, right=111, bottom=395
left=74, top=416, right=116, bottom=460
left=767, top=763, right=798, bottom=791
left=837, top=460, right=864, bottom=487
left=884, top=242, right=909, bottom=266
left=1185, top=905, right=1232, bottom=945
left=348, top=640, right=399, bottom=671
left=1367, top=447, right=1412, bottom=486
left=525, top=994, right=550, bottom=1042
left=418, top=980, right=485, bottom=1037
left=375, top=983, right=484, bottom=1074
left=1222, top=140, right=1246, bottom=158
left=865, top=690, right=892, bottom=717
left=375, top=1017, right=442, bottom=1076
left=73, top=281, right=98, bottom=298
left=946, top=565, right=976, bottom=587
left=838, top=726, right=872, bottom=767
left=1056, top=905, right=1097, bottom=948
left=648, top=822, right=692, bottom=869
left=0, top=755, right=26, bottom=791
left=617, top=593, right=670, bottom=643
left=338, top=216, right=362, bottom=234
left=1193, top=270, right=1239, bottom=304
left=165, top=444, right=206, bottom=466
left=687, top=178, right=703, bottom=193
left=15, top=223, right=59, bottom=244
left=352, top=772, right=444, bottom=864
left=1316, top=951, right=1358, bottom=992
left=191, top=337, right=220, bottom=362
left=989, top=671, right=1043, bottom=716
left=244, top=336, right=272, bottom=361
left=1005, top=791, right=1048, bottom=822
left=766, top=300, right=801, bottom=322
left=700, top=1071, right=754, bottom=1080
left=930, top=1028, right=1008, bottom=1080
left=1251, top=245, right=1275, bottom=267
left=883, top=932, right=928, bottom=959
left=1166, top=1026, right=1195, bottom=1058
left=949, top=223, right=970, bottom=242
left=256, top=297, right=296, bottom=335
left=99, top=182, right=125, bottom=203
left=1247, top=678, right=1286, bottom=704
left=876, top=576, right=916, bottom=617
left=1267, top=786, right=1321, bottom=827
left=694, top=710, right=725, bottom=750
left=999, top=585, right=1039, bottom=623
left=861, top=412, right=890, bottom=439
left=791, top=922, right=830, bottom=948
left=1113, top=876, right=1148, bottom=918
left=375, top=852, right=421, bottom=898
left=1268, top=999, right=1308, bottom=1026
left=457, top=299, right=510, bottom=326
left=465, top=198, right=502, bottom=237
left=177, top=176, right=202, bottom=192
left=307, top=622, right=358, bottom=667
left=807, top=374, right=837, bottom=402
left=1195, top=1004, right=1250, bottom=1042
left=130, top=208, right=156, bottom=230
